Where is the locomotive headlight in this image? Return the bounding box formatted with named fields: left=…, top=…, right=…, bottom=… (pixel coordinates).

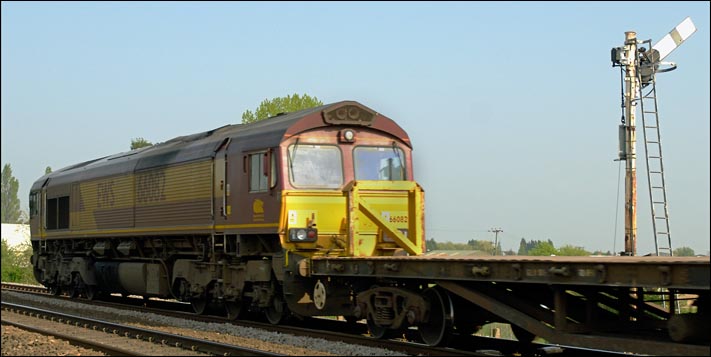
left=344, top=129, right=355, bottom=141
left=296, top=229, right=307, bottom=240
left=289, top=228, right=318, bottom=242
left=340, top=129, right=356, bottom=143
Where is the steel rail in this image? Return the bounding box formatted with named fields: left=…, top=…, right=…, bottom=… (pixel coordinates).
left=1, top=302, right=283, bottom=356
left=1, top=319, right=141, bottom=356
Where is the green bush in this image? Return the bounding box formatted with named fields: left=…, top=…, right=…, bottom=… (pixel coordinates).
left=1, top=238, right=37, bottom=284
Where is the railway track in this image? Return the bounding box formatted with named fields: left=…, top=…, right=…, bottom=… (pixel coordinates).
left=2, top=283, right=477, bottom=356
left=1, top=301, right=282, bottom=356
left=2, top=319, right=144, bottom=356
left=2, top=282, right=635, bottom=356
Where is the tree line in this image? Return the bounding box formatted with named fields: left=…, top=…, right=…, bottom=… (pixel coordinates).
left=426, top=238, right=699, bottom=257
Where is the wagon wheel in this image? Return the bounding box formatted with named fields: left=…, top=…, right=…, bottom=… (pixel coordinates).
left=418, top=287, right=454, bottom=346
left=366, top=318, right=390, bottom=339
left=225, top=301, right=243, bottom=320
left=265, top=295, right=288, bottom=325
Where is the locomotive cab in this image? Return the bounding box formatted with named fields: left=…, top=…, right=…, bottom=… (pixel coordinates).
left=276, top=102, right=424, bottom=259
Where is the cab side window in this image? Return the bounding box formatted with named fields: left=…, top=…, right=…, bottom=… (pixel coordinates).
left=249, top=152, right=268, bottom=192
left=46, top=196, right=69, bottom=229
left=29, top=192, right=38, bottom=218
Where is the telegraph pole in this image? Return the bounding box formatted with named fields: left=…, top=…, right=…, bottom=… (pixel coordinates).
left=489, top=228, right=503, bottom=256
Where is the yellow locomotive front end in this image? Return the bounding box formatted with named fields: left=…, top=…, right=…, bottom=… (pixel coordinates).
left=276, top=102, right=424, bottom=260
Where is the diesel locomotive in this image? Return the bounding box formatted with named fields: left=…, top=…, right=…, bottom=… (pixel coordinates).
left=29, top=100, right=426, bottom=326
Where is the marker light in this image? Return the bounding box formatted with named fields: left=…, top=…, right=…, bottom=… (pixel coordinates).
left=289, top=227, right=318, bottom=242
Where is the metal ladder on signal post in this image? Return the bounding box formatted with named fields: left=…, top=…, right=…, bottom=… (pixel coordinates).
left=637, top=58, right=673, bottom=258
left=637, top=53, right=679, bottom=312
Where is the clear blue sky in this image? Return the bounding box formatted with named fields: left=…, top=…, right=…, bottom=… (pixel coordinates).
left=2, top=2, right=709, bottom=255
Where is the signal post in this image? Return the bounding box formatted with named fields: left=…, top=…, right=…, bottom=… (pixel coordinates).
left=622, top=31, right=639, bottom=256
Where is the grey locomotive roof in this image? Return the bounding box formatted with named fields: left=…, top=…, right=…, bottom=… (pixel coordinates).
left=32, top=102, right=336, bottom=190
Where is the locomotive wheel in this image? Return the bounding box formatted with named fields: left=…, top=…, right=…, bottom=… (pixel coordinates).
left=418, top=287, right=454, bottom=346
left=191, top=298, right=208, bottom=315
left=313, top=280, right=327, bottom=310
left=47, top=272, right=62, bottom=296
left=67, top=273, right=82, bottom=299
left=225, top=301, right=243, bottom=320
left=265, top=295, right=288, bottom=325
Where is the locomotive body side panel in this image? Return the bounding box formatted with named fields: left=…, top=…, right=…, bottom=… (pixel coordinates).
left=135, top=159, right=213, bottom=228
left=77, top=172, right=134, bottom=231
left=41, top=159, right=215, bottom=238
